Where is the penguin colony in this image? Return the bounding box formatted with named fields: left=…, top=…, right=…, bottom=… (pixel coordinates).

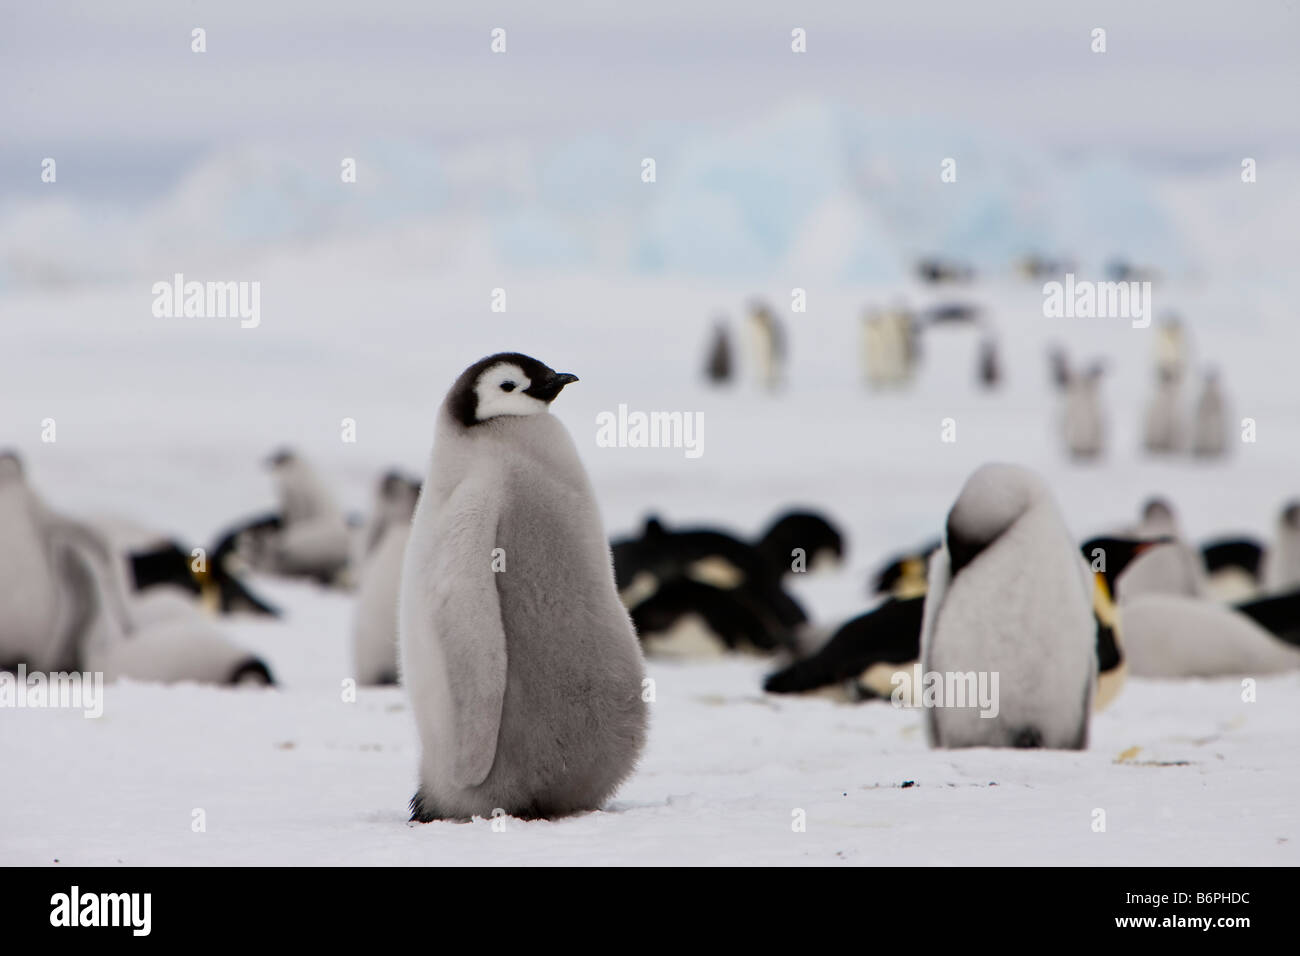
left=6, top=320, right=1293, bottom=821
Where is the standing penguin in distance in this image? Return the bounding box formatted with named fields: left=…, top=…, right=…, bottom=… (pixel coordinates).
left=1143, top=368, right=1184, bottom=454
left=704, top=320, right=733, bottom=385
left=400, top=353, right=647, bottom=821
left=921, top=463, right=1096, bottom=749
left=352, top=471, right=420, bottom=686
left=1191, top=369, right=1228, bottom=458
left=746, top=301, right=786, bottom=391
left=1062, top=361, right=1106, bottom=460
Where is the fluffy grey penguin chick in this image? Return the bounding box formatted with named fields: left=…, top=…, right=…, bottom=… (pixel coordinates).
left=921, top=463, right=1096, bottom=749
left=352, top=472, right=420, bottom=685
left=264, top=449, right=351, bottom=579
left=400, top=353, right=648, bottom=821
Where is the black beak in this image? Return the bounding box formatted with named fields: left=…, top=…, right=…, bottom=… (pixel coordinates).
left=527, top=372, right=579, bottom=402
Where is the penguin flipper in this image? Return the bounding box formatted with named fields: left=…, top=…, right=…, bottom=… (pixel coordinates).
left=1233, top=588, right=1300, bottom=647
left=763, top=596, right=924, bottom=694
left=427, top=479, right=509, bottom=789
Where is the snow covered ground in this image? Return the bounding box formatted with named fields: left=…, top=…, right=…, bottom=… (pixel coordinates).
left=2, top=249, right=1298, bottom=865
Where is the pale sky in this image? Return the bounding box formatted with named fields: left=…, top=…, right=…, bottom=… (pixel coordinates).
left=3, top=0, right=1297, bottom=199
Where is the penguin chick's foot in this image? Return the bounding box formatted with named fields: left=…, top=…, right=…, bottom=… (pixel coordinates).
left=409, top=788, right=439, bottom=823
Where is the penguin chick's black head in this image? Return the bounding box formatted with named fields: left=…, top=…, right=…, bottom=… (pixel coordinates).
left=448, top=352, right=579, bottom=427
left=265, top=447, right=296, bottom=468
left=945, top=463, right=1039, bottom=576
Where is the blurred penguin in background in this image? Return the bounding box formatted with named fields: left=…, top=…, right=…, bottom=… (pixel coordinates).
left=1262, top=502, right=1300, bottom=593
left=1154, top=317, right=1189, bottom=383
left=977, top=336, right=1001, bottom=389
left=1047, top=344, right=1071, bottom=391
left=704, top=320, right=733, bottom=385
left=1062, top=360, right=1106, bottom=460
left=0, top=452, right=88, bottom=672
left=745, top=301, right=786, bottom=391
left=1200, top=536, right=1265, bottom=602
left=1113, top=498, right=1209, bottom=601
left=861, top=306, right=915, bottom=389
left=755, top=510, right=844, bottom=578
left=259, top=449, right=352, bottom=584
left=1191, top=369, right=1228, bottom=458
left=1143, top=368, right=1184, bottom=454
left=352, top=470, right=421, bottom=685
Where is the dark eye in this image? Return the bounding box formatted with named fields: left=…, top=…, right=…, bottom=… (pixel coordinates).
left=500, top=381, right=517, bottom=392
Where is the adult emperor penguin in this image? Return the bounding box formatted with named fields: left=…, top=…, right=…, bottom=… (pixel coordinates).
left=400, top=352, right=647, bottom=821
left=1262, top=501, right=1300, bottom=593
left=352, top=471, right=420, bottom=685
left=920, top=463, right=1096, bottom=749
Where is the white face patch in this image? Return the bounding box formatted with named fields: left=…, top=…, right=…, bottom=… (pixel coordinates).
left=472, top=362, right=548, bottom=422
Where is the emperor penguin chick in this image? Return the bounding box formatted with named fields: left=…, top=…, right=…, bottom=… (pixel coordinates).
left=921, top=463, right=1096, bottom=749
left=352, top=472, right=420, bottom=685
left=1062, top=363, right=1105, bottom=460
left=264, top=449, right=351, bottom=581
left=401, top=353, right=647, bottom=821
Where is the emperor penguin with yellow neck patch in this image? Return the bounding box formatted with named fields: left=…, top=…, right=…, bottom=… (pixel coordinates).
left=921, top=463, right=1096, bottom=749
left=400, top=353, right=647, bottom=821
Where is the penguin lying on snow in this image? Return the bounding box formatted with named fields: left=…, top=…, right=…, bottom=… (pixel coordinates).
left=869, top=540, right=940, bottom=599
left=1200, top=537, right=1265, bottom=602
left=614, top=517, right=806, bottom=654
left=401, top=353, right=646, bottom=821
left=127, top=538, right=279, bottom=616
left=351, top=470, right=420, bottom=686
left=628, top=578, right=790, bottom=657
left=754, top=510, right=844, bottom=576
left=612, top=510, right=840, bottom=654
left=1119, top=590, right=1300, bottom=678
left=921, top=464, right=1097, bottom=749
